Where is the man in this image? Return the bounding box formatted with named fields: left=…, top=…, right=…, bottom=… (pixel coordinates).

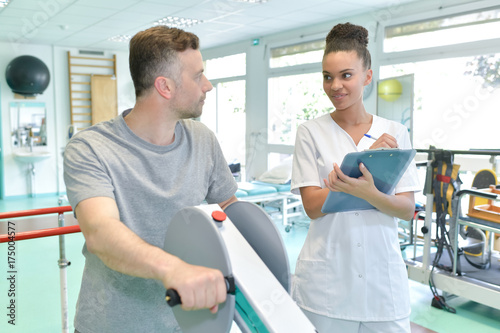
left=64, top=26, right=238, bottom=333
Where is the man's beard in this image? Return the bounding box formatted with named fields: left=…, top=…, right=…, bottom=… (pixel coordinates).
left=175, top=104, right=203, bottom=120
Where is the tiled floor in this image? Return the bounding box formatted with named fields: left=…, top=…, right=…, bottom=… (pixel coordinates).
left=1, top=195, right=500, bottom=332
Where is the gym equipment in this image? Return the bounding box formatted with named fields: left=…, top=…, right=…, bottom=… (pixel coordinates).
left=5, top=55, right=51, bottom=96
left=406, top=148, right=500, bottom=312
left=163, top=201, right=317, bottom=333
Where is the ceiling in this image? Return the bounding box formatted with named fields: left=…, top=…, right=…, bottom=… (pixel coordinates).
left=0, top=0, right=420, bottom=52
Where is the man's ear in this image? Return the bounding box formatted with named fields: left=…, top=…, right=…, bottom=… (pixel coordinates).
left=154, top=76, right=175, bottom=99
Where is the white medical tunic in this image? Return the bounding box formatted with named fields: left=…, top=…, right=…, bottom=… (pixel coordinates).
left=291, top=113, right=420, bottom=321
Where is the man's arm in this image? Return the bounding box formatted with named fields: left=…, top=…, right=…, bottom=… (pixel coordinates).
left=219, top=195, right=238, bottom=210
left=76, top=196, right=227, bottom=313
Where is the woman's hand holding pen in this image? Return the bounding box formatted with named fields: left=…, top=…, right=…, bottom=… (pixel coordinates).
left=364, top=133, right=398, bottom=149
left=323, top=162, right=376, bottom=200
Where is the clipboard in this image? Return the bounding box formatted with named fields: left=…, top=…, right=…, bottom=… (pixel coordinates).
left=321, top=149, right=416, bottom=213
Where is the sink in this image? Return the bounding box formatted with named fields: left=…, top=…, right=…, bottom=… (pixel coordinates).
left=13, top=150, right=51, bottom=163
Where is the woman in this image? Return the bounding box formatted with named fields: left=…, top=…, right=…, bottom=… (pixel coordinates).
left=291, top=22, right=420, bottom=332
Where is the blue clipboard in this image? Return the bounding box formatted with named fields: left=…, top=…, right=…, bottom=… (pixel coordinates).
left=321, top=149, right=416, bottom=213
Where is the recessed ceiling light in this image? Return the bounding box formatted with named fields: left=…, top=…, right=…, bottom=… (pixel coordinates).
left=0, top=0, right=11, bottom=8
left=108, top=35, right=132, bottom=43
left=153, top=16, right=203, bottom=29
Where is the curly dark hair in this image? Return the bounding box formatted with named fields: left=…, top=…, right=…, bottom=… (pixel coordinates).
left=324, top=22, right=371, bottom=70
left=129, top=26, right=199, bottom=98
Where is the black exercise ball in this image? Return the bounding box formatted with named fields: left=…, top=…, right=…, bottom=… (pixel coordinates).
left=5, top=55, right=51, bottom=96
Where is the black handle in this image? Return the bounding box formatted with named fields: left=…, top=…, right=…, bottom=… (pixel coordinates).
left=457, top=189, right=498, bottom=200
left=165, top=275, right=235, bottom=307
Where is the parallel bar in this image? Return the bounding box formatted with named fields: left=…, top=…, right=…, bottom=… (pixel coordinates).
left=0, top=205, right=72, bottom=219
left=58, top=212, right=70, bottom=333
left=0, top=225, right=81, bottom=243
left=0, top=204, right=78, bottom=333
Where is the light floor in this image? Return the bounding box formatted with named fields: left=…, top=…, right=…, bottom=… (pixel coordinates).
left=1, top=196, right=500, bottom=333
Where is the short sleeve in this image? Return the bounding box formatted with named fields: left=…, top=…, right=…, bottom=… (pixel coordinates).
left=291, top=124, right=322, bottom=195
left=63, top=137, right=115, bottom=211
left=204, top=131, right=238, bottom=204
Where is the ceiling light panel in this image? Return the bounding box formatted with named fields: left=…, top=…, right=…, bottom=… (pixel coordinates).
left=230, top=0, right=269, bottom=3
left=108, top=35, right=132, bottom=43
left=153, top=16, right=203, bottom=28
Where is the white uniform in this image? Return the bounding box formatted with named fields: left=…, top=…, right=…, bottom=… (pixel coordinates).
left=291, top=114, right=420, bottom=323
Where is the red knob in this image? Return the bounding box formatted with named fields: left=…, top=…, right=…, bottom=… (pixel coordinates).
left=211, top=210, right=227, bottom=222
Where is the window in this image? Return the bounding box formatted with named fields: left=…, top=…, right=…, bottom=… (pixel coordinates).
left=380, top=53, right=500, bottom=150
left=268, top=72, right=333, bottom=146
left=267, top=38, right=331, bottom=170
left=270, top=40, right=325, bottom=68
left=205, top=53, right=245, bottom=80
left=202, top=80, right=246, bottom=164
left=384, top=8, right=500, bottom=52
left=202, top=53, right=246, bottom=171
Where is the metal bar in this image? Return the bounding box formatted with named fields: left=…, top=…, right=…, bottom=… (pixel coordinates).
left=0, top=206, right=78, bottom=333
left=407, top=261, right=500, bottom=310
left=58, top=212, right=70, bottom=333
left=416, top=148, right=500, bottom=156
left=421, top=193, right=434, bottom=269
left=0, top=225, right=81, bottom=243
left=0, top=206, right=72, bottom=219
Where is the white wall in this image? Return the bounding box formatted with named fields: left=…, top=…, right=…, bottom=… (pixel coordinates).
left=201, top=0, right=485, bottom=179
left=0, top=42, right=134, bottom=198
left=0, top=0, right=485, bottom=197
left=201, top=13, right=382, bottom=179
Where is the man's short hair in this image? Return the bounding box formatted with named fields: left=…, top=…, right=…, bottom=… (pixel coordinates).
left=129, top=26, right=199, bottom=98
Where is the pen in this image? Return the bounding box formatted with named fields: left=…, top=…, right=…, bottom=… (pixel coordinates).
left=364, top=134, right=379, bottom=140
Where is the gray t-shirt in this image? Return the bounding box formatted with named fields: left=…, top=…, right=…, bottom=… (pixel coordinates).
left=64, top=109, right=238, bottom=333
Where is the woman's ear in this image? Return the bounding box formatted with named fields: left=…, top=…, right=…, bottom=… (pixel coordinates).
left=364, top=68, right=373, bottom=86
left=154, top=76, right=175, bottom=99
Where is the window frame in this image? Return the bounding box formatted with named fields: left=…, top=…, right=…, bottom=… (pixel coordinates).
left=201, top=52, right=247, bottom=170
left=266, top=36, right=325, bottom=159
left=378, top=2, right=500, bottom=66
left=377, top=0, right=500, bottom=171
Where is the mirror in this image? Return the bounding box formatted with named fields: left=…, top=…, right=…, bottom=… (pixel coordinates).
left=10, top=102, right=47, bottom=148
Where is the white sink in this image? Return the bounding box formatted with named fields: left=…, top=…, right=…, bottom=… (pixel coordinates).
left=13, top=150, right=51, bottom=163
